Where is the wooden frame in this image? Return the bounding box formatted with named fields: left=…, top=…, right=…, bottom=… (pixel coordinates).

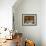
left=22, top=14, right=37, bottom=26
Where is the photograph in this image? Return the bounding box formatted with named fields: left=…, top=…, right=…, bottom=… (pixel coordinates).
left=22, top=14, right=37, bottom=26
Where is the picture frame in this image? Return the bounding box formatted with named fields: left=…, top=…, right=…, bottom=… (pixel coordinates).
left=22, top=14, right=37, bottom=26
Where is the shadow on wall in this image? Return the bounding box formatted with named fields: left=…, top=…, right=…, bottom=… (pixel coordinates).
left=12, top=0, right=24, bottom=9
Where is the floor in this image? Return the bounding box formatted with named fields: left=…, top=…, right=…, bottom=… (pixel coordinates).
left=0, top=39, right=16, bottom=46
left=0, top=33, right=23, bottom=46
left=0, top=39, right=24, bottom=46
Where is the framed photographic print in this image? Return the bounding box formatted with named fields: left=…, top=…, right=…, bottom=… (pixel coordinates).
left=22, top=14, right=37, bottom=26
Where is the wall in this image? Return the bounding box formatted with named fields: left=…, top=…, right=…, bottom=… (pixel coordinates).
left=41, top=0, right=46, bottom=46
left=13, top=0, right=41, bottom=46
left=0, top=0, right=16, bottom=30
